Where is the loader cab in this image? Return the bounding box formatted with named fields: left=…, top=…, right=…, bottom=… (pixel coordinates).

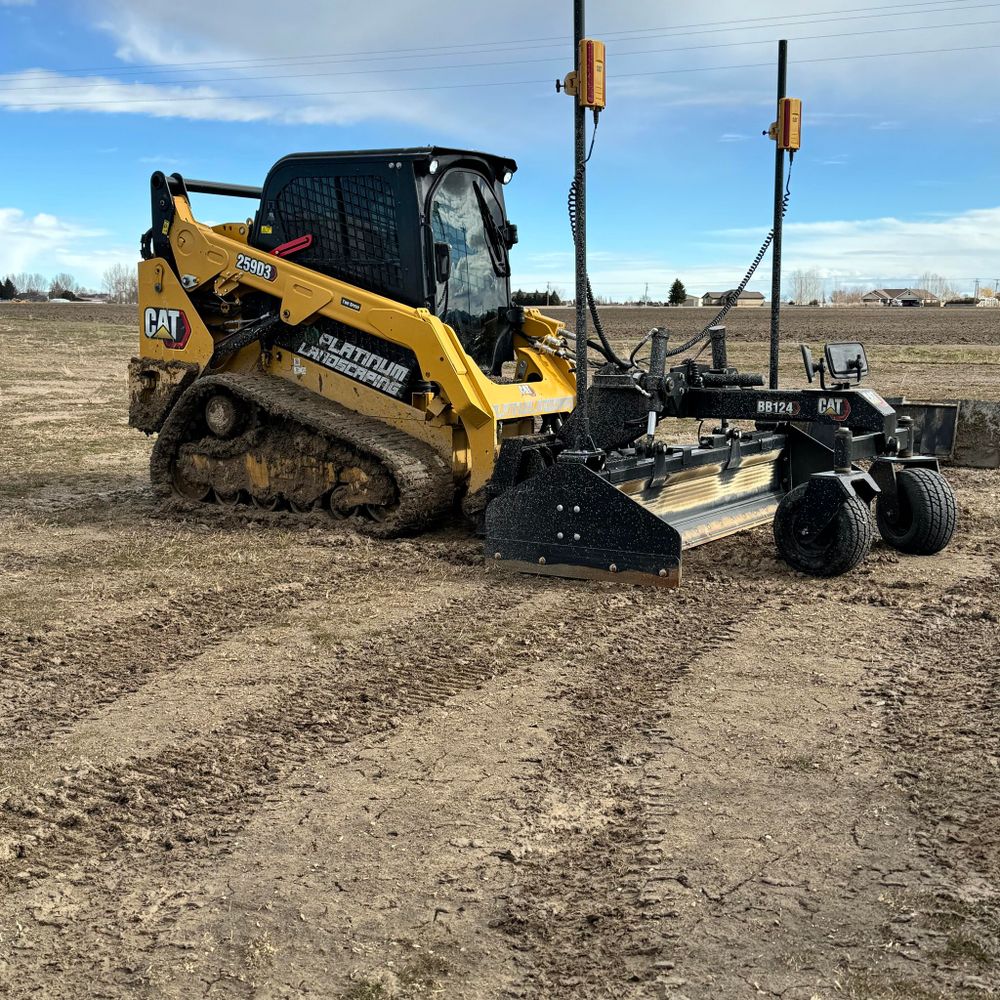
left=250, top=147, right=519, bottom=373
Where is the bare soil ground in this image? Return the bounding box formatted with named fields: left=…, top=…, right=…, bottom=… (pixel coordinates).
left=547, top=305, right=1000, bottom=402
left=1, top=303, right=998, bottom=999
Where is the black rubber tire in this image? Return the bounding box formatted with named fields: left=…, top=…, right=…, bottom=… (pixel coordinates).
left=773, top=483, right=873, bottom=577
left=876, top=468, right=957, bottom=555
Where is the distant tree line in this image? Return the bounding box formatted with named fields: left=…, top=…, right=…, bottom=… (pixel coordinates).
left=513, top=288, right=563, bottom=306
left=791, top=269, right=964, bottom=305
left=512, top=281, right=693, bottom=307
left=101, top=263, right=139, bottom=304
left=0, top=265, right=139, bottom=304
left=0, top=273, right=49, bottom=301
left=0, top=271, right=88, bottom=301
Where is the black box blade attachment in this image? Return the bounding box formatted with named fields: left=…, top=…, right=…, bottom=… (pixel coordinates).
left=485, top=461, right=683, bottom=588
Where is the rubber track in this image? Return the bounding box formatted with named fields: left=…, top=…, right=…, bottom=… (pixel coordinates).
left=150, top=373, right=454, bottom=537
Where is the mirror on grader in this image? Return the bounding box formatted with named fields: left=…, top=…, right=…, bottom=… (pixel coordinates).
left=825, top=343, right=869, bottom=382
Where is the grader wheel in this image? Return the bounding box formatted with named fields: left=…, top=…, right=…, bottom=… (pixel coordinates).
left=876, top=468, right=957, bottom=555
left=773, top=484, right=873, bottom=577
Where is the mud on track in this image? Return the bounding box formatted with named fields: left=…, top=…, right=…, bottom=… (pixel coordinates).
left=1, top=303, right=998, bottom=999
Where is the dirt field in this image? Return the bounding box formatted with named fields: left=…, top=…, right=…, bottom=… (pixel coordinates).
left=1, top=303, right=998, bottom=999
left=546, top=305, right=1000, bottom=402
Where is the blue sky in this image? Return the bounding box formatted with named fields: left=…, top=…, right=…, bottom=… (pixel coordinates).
left=2, top=0, right=999, bottom=298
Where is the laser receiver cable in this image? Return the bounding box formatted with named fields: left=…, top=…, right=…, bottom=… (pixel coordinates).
left=567, top=112, right=632, bottom=370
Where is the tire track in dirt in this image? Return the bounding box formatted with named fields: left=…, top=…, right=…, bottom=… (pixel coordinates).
left=0, top=505, right=476, bottom=762
left=127, top=660, right=574, bottom=998
left=2, top=571, right=484, bottom=787
left=623, top=552, right=996, bottom=1000
left=496, top=543, right=996, bottom=999
left=496, top=576, right=774, bottom=998
left=1, top=481, right=152, bottom=514
left=0, top=571, right=594, bottom=997
left=629, top=604, right=898, bottom=999
left=859, top=561, right=1000, bottom=998
left=0, top=582, right=307, bottom=759
left=1, top=569, right=766, bottom=999
left=0, top=572, right=564, bottom=900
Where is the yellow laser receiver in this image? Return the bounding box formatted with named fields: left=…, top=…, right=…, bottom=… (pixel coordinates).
left=559, top=39, right=606, bottom=110
left=768, top=97, right=802, bottom=152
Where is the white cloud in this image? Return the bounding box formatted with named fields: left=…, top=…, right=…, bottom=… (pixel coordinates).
left=715, top=206, right=1000, bottom=281
left=0, top=64, right=466, bottom=128
left=0, top=70, right=301, bottom=123
left=513, top=206, right=1000, bottom=296
left=0, top=0, right=995, bottom=134
left=0, top=208, right=130, bottom=288
left=14, top=0, right=538, bottom=130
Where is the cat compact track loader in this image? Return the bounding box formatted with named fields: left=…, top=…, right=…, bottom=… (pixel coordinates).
left=129, top=4, right=957, bottom=587
left=130, top=147, right=572, bottom=536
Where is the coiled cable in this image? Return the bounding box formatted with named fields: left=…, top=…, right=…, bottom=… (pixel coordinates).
left=567, top=116, right=631, bottom=370
left=667, top=155, right=794, bottom=360
left=565, top=128, right=793, bottom=372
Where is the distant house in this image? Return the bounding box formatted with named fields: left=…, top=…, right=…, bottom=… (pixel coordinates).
left=862, top=287, right=939, bottom=307
left=680, top=295, right=700, bottom=307
left=700, top=289, right=766, bottom=307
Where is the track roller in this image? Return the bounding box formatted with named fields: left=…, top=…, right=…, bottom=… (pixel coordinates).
left=204, top=392, right=244, bottom=439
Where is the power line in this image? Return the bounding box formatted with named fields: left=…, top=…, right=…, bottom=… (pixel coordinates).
left=3, top=12, right=998, bottom=95
left=0, top=0, right=983, bottom=82
left=596, top=0, right=977, bottom=39
left=3, top=41, right=998, bottom=110
left=626, top=40, right=1000, bottom=78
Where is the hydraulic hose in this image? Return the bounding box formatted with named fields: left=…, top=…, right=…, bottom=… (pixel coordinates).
left=565, top=131, right=793, bottom=371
